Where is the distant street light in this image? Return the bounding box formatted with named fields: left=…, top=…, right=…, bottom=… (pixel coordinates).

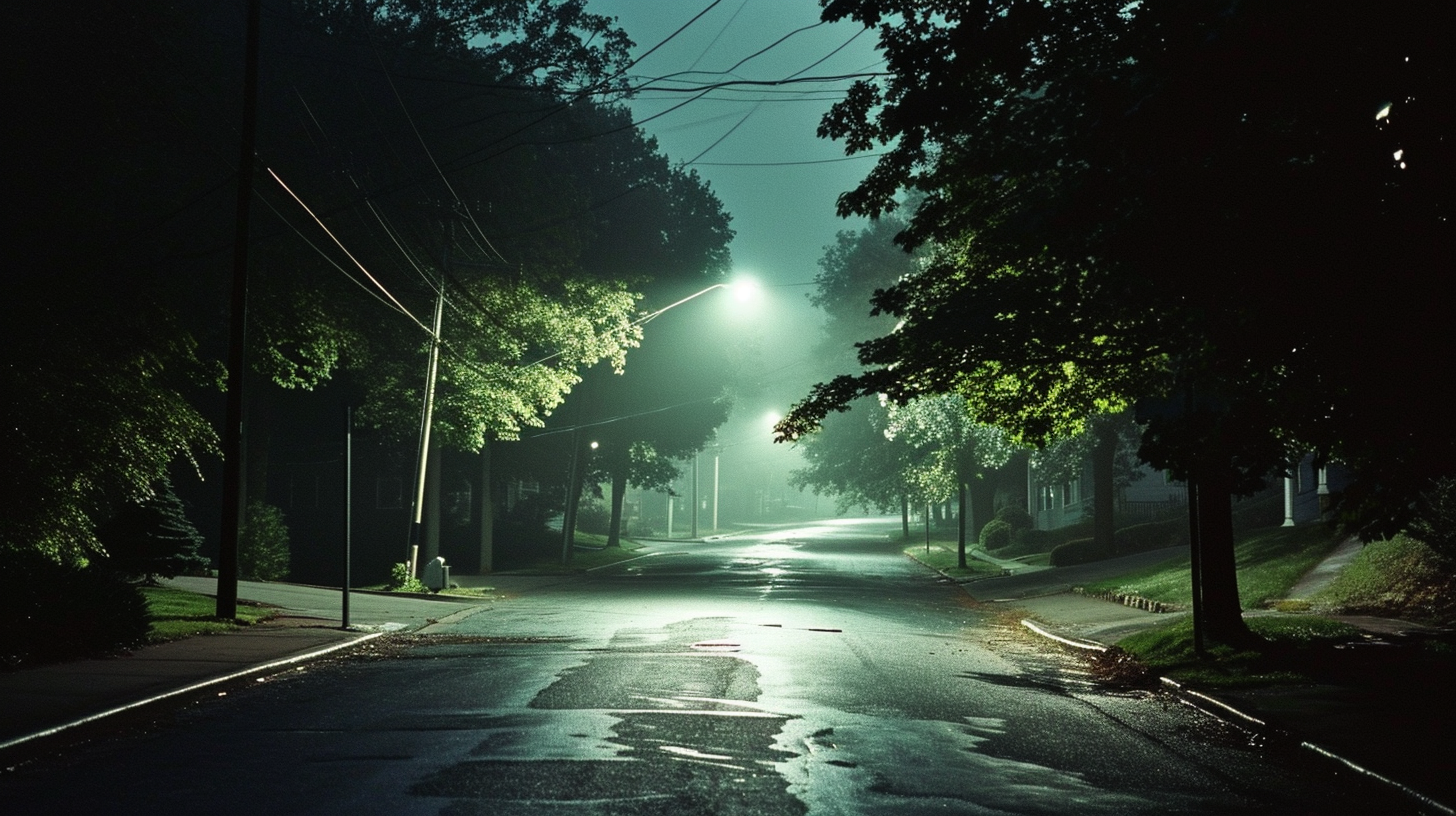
left=638, top=277, right=760, bottom=325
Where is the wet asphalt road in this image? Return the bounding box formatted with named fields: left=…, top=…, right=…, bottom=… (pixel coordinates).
left=0, top=518, right=1415, bottom=814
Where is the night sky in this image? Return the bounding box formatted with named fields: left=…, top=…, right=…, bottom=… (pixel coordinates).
left=586, top=0, right=887, bottom=457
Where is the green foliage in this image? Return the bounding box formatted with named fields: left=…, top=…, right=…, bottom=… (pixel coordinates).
left=979, top=519, right=1013, bottom=552
left=387, top=562, right=428, bottom=594
left=995, top=504, right=1034, bottom=533
left=1082, top=525, right=1344, bottom=609
left=1050, top=537, right=1112, bottom=568
left=142, top=586, right=272, bottom=641
left=1, top=299, right=219, bottom=566
left=1115, top=615, right=1363, bottom=688
left=239, top=501, right=291, bottom=582
left=1114, top=519, right=1188, bottom=555
left=1409, top=477, right=1456, bottom=563
left=1313, top=535, right=1456, bottom=625
left=0, top=550, right=150, bottom=668
left=904, top=545, right=1002, bottom=579
left=790, top=399, right=917, bottom=515
left=93, top=477, right=209, bottom=583
left=786, top=0, right=1456, bottom=541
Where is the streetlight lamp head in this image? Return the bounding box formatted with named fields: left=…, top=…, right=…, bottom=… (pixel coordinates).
left=728, top=277, right=761, bottom=304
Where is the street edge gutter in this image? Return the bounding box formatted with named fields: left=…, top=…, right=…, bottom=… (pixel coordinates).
left=1018, top=618, right=1454, bottom=816
left=0, top=631, right=384, bottom=755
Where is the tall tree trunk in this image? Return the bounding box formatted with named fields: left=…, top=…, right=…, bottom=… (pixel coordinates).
left=607, top=470, right=628, bottom=548
left=561, top=436, right=590, bottom=564
left=957, top=482, right=968, bottom=568
left=1092, top=421, right=1118, bottom=554
left=901, top=495, right=911, bottom=540
left=1192, top=467, right=1248, bottom=645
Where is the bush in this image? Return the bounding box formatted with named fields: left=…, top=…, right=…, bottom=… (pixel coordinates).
left=575, top=500, right=611, bottom=536
left=1410, top=477, right=1456, bottom=564
left=1114, top=518, right=1188, bottom=555
left=239, top=500, right=290, bottom=581
left=0, top=550, right=150, bottom=668
left=386, top=562, right=427, bottom=594
left=1050, top=537, right=1114, bottom=567
left=995, top=504, right=1035, bottom=533
left=979, top=518, right=1013, bottom=551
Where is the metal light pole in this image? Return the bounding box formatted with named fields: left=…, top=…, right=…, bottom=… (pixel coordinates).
left=342, top=404, right=352, bottom=630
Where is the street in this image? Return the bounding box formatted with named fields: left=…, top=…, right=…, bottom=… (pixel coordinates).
left=0, top=519, right=1411, bottom=814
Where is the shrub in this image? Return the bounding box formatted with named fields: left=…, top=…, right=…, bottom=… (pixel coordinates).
left=0, top=550, right=150, bottom=668
left=1114, top=518, right=1188, bottom=555
left=239, top=500, right=290, bottom=581
left=995, top=504, right=1034, bottom=533
left=979, top=518, right=1013, bottom=551
left=386, top=562, right=427, bottom=594
left=575, top=500, right=611, bottom=536
left=1050, top=537, right=1114, bottom=567
left=1410, top=477, right=1456, bottom=564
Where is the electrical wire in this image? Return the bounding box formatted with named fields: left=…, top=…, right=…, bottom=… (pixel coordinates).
left=266, top=166, right=431, bottom=335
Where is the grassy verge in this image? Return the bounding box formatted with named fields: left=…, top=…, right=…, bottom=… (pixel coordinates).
left=1081, top=524, right=1344, bottom=609
left=1110, top=615, right=1365, bottom=688
left=904, top=543, right=1006, bottom=579
left=1311, top=534, right=1456, bottom=624
left=141, top=585, right=274, bottom=643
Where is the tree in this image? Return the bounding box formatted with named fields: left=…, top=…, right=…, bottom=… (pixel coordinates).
left=884, top=395, right=1018, bottom=566
left=781, top=0, right=1454, bottom=645
left=94, top=477, right=210, bottom=584
left=236, top=2, right=736, bottom=571
left=1030, top=411, right=1145, bottom=555
left=790, top=398, right=922, bottom=535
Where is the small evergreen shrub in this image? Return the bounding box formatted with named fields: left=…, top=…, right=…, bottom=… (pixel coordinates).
left=979, top=518, right=1013, bottom=551
left=239, top=500, right=290, bottom=581
left=1050, top=537, right=1114, bottom=567
left=94, top=477, right=208, bottom=583
left=995, top=504, right=1035, bottom=533
left=1114, top=518, right=1188, bottom=555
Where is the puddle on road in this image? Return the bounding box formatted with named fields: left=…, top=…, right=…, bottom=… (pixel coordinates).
left=411, top=618, right=807, bottom=813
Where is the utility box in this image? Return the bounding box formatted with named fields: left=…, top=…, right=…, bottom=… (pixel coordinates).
left=423, top=557, right=450, bottom=592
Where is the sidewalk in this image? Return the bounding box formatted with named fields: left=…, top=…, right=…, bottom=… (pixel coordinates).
left=0, top=618, right=374, bottom=753
left=962, top=547, right=1455, bottom=815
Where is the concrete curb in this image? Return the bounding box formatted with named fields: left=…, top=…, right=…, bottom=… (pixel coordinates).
left=1018, top=619, right=1454, bottom=816
left=0, top=631, right=384, bottom=755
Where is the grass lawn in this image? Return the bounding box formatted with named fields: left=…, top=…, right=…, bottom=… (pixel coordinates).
left=904, top=543, right=1006, bottom=579
left=1111, top=614, right=1365, bottom=688
left=141, top=585, right=274, bottom=643
left=1081, top=524, right=1345, bottom=609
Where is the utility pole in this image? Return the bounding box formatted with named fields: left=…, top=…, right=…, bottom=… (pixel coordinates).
left=408, top=284, right=445, bottom=575
left=218, top=0, right=261, bottom=620
left=407, top=220, right=451, bottom=577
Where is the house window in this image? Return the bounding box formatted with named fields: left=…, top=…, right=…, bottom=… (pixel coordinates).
left=376, top=477, right=403, bottom=510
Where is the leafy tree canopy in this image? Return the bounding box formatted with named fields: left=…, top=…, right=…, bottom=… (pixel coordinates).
left=782, top=0, right=1455, bottom=536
